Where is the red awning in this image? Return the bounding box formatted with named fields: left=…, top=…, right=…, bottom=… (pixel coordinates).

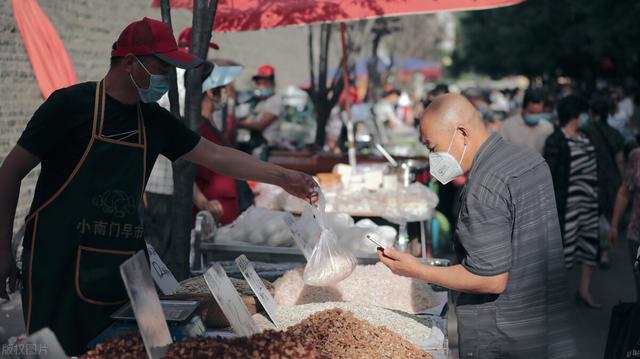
left=151, top=0, right=525, bottom=32
left=13, top=0, right=78, bottom=99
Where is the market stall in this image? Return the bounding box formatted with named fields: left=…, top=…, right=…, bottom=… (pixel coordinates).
left=19, top=165, right=448, bottom=358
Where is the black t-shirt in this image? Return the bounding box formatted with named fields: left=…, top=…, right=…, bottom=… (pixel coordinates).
left=18, top=81, right=200, bottom=215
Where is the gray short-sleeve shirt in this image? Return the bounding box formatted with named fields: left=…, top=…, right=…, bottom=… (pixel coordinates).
left=454, top=133, right=575, bottom=359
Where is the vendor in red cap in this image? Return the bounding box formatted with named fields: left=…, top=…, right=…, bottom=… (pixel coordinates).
left=236, top=64, right=283, bottom=159
left=0, top=18, right=317, bottom=355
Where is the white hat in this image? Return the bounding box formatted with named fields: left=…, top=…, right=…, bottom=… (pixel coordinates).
left=202, top=65, right=243, bottom=92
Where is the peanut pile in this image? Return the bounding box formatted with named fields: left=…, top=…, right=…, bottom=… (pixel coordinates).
left=288, top=308, right=432, bottom=359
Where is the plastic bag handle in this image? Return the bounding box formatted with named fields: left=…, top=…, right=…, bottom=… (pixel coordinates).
left=314, top=187, right=327, bottom=229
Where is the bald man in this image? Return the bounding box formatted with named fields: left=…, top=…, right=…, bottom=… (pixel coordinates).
left=379, top=94, right=575, bottom=358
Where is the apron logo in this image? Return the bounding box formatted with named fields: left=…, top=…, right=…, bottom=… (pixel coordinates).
left=92, top=190, right=137, bottom=218
left=76, top=218, right=143, bottom=239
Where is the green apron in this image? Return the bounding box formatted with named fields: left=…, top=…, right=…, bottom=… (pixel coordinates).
left=21, top=80, right=148, bottom=355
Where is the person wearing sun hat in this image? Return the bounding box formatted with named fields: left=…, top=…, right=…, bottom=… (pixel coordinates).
left=0, top=18, right=317, bottom=355
left=192, top=61, right=249, bottom=225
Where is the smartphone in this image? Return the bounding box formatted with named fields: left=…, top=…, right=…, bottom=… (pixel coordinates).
left=366, top=234, right=385, bottom=249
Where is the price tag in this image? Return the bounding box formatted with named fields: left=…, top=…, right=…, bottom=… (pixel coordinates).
left=283, top=213, right=313, bottom=260
left=22, top=328, right=67, bottom=358
left=146, top=242, right=180, bottom=295
left=120, top=251, right=172, bottom=359
left=235, top=255, right=281, bottom=328
left=203, top=263, right=261, bottom=337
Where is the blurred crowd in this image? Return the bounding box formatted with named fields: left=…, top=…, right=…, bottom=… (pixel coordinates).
left=441, top=81, right=640, bottom=309
left=145, top=29, right=640, bottom=307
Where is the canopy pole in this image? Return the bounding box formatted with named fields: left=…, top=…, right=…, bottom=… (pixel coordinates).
left=339, top=23, right=357, bottom=172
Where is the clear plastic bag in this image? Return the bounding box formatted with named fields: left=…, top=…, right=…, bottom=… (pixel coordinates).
left=303, top=190, right=357, bottom=287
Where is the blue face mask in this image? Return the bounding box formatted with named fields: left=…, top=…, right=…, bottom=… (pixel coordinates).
left=130, top=57, right=170, bottom=103
left=579, top=113, right=590, bottom=128
left=539, top=113, right=554, bottom=122
left=254, top=87, right=274, bottom=99
left=524, top=113, right=545, bottom=126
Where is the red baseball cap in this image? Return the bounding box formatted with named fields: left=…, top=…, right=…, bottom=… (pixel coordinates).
left=252, top=64, right=275, bottom=80
left=112, top=17, right=203, bottom=69
left=178, top=27, right=219, bottom=51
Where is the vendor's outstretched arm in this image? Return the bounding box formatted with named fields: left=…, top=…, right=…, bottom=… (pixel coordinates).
left=183, top=137, right=318, bottom=202
left=378, top=247, right=508, bottom=294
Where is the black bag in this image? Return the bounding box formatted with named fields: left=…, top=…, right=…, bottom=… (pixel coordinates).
left=603, top=302, right=640, bottom=358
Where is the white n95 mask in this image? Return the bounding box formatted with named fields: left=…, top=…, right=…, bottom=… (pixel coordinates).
left=429, top=129, right=467, bottom=185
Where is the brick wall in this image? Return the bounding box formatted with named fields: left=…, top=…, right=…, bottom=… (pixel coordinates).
left=0, top=0, right=318, bottom=237
left=0, top=0, right=191, bottom=235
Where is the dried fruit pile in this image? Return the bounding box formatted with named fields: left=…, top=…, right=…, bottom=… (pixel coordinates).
left=164, top=330, right=322, bottom=359
left=84, top=333, right=146, bottom=359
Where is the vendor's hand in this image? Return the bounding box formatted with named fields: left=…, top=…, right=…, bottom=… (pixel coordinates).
left=206, top=200, right=224, bottom=220
left=608, top=226, right=618, bottom=247
left=280, top=169, right=319, bottom=206
left=0, top=249, right=17, bottom=300
left=377, top=247, right=423, bottom=279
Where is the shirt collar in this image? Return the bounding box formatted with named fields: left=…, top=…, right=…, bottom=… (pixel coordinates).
left=468, top=132, right=502, bottom=178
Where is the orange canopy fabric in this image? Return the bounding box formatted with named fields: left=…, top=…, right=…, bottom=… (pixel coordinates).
left=13, top=0, right=78, bottom=99
left=152, top=0, right=525, bottom=32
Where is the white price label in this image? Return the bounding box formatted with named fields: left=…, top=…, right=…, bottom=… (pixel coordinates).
left=120, top=251, right=172, bottom=359
left=146, top=243, right=180, bottom=295
left=203, top=263, right=261, bottom=337
left=283, top=213, right=313, bottom=260
left=235, top=255, right=281, bottom=328
left=23, top=328, right=67, bottom=358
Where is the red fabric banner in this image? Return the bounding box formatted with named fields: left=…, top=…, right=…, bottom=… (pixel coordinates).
left=13, top=0, right=78, bottom=99
left=151, top=0, right=525, bottom=32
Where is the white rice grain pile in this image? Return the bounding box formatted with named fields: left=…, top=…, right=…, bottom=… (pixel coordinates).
left=273, top=262, right=439, bottom=313
left=253, top=302, right=432, bottom=345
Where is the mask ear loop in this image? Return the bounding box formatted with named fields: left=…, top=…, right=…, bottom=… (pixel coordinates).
left=135, top=56, right=152, bottom=76
left=446, top=128, right=457, bottom=153
left=447, top=128, right=468, bottom=166
left=459, top=143, right=468, bottom=166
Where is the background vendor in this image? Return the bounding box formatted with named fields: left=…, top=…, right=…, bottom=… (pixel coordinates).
left=193, top=61, right=252, bottom=225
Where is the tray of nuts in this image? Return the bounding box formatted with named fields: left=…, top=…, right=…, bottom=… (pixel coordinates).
left=162, top=275, right=274, bottom=328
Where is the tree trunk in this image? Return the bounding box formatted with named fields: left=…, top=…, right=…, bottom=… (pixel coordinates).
left=168, top=0, right=219, bottom=280
left=159, top=0, right=180, bottom=118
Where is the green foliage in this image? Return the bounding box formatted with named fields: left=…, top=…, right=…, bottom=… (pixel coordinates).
left=452, top=0, right=640, bottom=81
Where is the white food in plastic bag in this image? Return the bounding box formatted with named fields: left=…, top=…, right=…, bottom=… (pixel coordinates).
left=302, top=190, right=357, bottom=287
left=355, top=218, right=377, bottom=228
left=254, top=183, right=284, bottom=210
left=214, top=207, right=294, bottom=247
left=328, top=212, right=355, bottom=229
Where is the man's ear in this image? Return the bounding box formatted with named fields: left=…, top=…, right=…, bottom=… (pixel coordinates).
left=122, top=54, right=136, bottom=73
left=458, top=126, right=469, bottom=139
